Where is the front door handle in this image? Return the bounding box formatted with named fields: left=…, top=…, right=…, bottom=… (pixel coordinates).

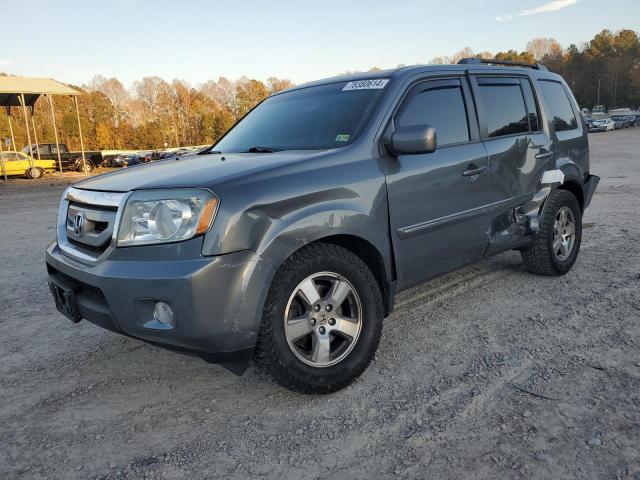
left=462, top=165, right=487, bottom=177
left=535, top=151, right=554, bottom=160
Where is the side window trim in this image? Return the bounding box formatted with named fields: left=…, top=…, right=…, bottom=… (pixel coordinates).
left=476, top=77, right=521, bottom=86
left=519, top=78, right=542, bottom=133
left=471, top=74, right=537, bottom=140
left=392, top=77, right=477, bottom=148
left=537, top=79, right=581, bottom=135
left=395, top=79, right=463, bottom=122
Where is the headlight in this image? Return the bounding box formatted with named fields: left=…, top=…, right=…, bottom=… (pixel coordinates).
left=117, top=189, right=218, bottom=246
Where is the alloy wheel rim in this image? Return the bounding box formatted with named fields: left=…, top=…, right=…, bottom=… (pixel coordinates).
left=284, top=272, right=362, bottom=368
left=553, top=206, right=576, bottom=261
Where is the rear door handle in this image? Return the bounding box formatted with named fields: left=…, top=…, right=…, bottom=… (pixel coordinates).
left=462, top=165, right=487, bottom=177
left=535, top=151, right=554, bottom=160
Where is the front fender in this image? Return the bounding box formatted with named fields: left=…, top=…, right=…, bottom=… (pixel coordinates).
left=254, top=203, right=393, bottom=276
left=210, top=203, right=393, bottom=351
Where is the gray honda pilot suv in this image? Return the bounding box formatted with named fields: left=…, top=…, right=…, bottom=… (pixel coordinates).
left=47, top=59, right=599, bottom=393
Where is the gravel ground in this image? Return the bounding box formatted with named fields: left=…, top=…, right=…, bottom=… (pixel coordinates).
left=1, top=129, right=639, bottom=480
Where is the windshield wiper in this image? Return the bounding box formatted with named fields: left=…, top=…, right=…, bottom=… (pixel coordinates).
left=198, top=145, right=221, bottom=155
left=244, top=146, right=282, bottom=153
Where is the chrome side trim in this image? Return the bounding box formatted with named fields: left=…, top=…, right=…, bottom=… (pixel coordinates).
left=397, top=193, right=532, bottom=238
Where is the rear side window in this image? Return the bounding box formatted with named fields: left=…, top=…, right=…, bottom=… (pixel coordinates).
left=395, top=81, right=469, bottom=147
left=477, top=78, right=529, bottom=138
left=538, top=80, right=578, bottom=132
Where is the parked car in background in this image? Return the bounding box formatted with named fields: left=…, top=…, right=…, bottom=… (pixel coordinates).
left=101, top=155, right=119, bottom=168
left=111, top=153, right=135, bottom=168
left=125, top=154, right=144, bottom=167
left=610, top=115, right=635, bottom=129
left=611, top=116, right=626, bottom=129
left=0, top=151, right=56, bottom=178
left=583, top=116, right=594, bottom=130
left=138, top=151, right=154, bottom=163
left=590, top=118, right=615, bottom=132
left=22, top=143, right=103, bottom=173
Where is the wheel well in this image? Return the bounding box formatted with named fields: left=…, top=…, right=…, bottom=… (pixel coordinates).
left=558, top=180, right=584, bottom=211
left=310, top=235, right=394, bottom=317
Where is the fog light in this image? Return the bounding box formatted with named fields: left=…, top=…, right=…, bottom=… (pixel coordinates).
left=153, top=302, right=175, bottom=327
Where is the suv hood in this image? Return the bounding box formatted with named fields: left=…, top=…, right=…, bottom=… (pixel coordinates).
left=74, top=150, right=323, bottom=192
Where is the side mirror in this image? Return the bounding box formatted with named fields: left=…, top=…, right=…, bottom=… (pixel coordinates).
left=389, top=125, right=437, bottom=155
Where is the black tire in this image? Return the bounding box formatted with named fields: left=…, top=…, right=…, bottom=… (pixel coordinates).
left=77, top=160, right=93, bottom=173
left=254, top=243, right=384, bottom=394
left=25, top=167, right=43, bottom=179
left=521, top=189, right=582, bottom=276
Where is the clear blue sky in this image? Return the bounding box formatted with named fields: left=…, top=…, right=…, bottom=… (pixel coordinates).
left=1, top=0, right=638, bottom=88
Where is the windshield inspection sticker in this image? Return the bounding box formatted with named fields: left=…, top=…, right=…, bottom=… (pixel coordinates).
left=335, top=134, right=351, bottom=142
left=342, top=79, right=389, bottom=91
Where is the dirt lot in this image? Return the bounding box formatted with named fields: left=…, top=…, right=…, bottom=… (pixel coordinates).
left=1, top=129, right=639, bottom=480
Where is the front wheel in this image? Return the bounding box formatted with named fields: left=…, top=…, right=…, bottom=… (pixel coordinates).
left=521, top=189, right=582, bottom=276
left=255, top=243, right=384, bottom=394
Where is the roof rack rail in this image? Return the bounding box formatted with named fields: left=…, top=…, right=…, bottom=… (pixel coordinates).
left=457, top=57, right=548, bottom=71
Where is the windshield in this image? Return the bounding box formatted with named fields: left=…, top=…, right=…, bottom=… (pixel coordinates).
left=214, top=80, right=388, bottom=153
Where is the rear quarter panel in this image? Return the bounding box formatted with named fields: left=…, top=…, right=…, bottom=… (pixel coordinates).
left=533, top=72, right=589, bottom=182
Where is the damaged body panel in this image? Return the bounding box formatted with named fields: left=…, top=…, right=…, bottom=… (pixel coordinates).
left=45, top=62, right=598, bottom=379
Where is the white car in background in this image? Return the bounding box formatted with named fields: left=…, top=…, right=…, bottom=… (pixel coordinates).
left=590, top=118, right=615, bottom=132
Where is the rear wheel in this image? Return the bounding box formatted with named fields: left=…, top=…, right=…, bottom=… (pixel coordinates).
left=255, top=243, right=383, bottom=393
left=521, top=189, right=582, bottom=276
left=25, top=167, right=43, bottom=179
left=78, top=161, right=93, bottom=173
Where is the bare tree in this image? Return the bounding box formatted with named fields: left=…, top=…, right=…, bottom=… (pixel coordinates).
left=526, top=38, right=563, bottom=61
left=133, top=76, right=169, bottom=122
left=451, top=47, right=476, bottom=64
left=429, top=56, right=450, bottom=65
left=266, top=77, right=294, bottom=94
left=87, top=75, right=130, bottom=126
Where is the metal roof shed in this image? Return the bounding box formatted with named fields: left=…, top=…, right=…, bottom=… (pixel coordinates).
left=0, top=76, right=84, bottom=180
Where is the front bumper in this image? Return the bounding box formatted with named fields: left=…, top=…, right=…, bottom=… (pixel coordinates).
left=46, top=242, right=274, bottom=368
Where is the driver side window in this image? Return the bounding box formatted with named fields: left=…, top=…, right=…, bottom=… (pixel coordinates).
left=395, top=80, right=470, bottom=147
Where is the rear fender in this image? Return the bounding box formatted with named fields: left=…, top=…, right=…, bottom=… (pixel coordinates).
left=485, top=158, right=587, bottom=256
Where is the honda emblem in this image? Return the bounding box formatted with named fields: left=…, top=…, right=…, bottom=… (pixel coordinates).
left=73, top=212, right=86, bottom=236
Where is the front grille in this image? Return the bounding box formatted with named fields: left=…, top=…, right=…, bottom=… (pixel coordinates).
left=69, top=201, right=118, bottom=213
left=61, top=189, right=125, bottom=261
left=82, top=283, right=107, bottom=304
left=68, top=237, right=110, bottom=255
left=94, top=221, right=108, bottom=233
